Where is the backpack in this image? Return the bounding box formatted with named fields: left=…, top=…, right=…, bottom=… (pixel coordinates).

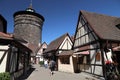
left=49, top=60, right=56, bottom=68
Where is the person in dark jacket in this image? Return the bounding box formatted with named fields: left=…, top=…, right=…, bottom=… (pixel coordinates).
left=49, top=59, right=56, bottom=75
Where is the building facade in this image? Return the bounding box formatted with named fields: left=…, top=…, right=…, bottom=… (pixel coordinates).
left=36, top=42, right=47, bottom=64
left=73, top=10, right=120, bottom=79
left=0, top=14, right=32, bottom=80
left=58, top=50, right=74, bottom=73
left=44, top=33, right=73, bottom=70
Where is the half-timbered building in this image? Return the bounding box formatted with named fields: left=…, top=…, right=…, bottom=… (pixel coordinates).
left=0, top=14, right=32, bottom=80
left=43, top=33, right=73, bottom=70
left=36, top=42, right=47, bottom=64
left=58, top=50, right=74, bottom=73
left=73, top=10, right=120, bottom=78
left=0, top=32, right=32, bottom=79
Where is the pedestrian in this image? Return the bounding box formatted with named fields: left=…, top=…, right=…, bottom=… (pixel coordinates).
left=49, top=59, right=56, bottom=75
left=44, top=59, right=48, bottom=68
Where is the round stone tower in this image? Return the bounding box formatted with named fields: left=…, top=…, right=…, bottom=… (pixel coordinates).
left=13, top=6, right=44, bottom=45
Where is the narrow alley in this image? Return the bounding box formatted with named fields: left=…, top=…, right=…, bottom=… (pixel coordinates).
left=18, top=64, right=104, bottom=80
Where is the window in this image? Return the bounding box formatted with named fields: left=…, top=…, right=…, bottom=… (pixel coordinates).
left=78, top=55, right=90, bottom=64
left=43, top=48, right=46, bottom=52
left=60, top=56, right=70, bottom=64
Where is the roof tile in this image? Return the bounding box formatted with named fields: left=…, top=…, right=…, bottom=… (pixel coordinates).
left=81, top=10, right=120, bottom=41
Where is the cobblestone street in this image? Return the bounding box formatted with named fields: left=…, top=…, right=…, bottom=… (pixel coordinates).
left=18, top=64, right=105, bottom=80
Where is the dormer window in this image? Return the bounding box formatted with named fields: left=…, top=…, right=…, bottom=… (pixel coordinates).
left=116, top=24, right=120, bottom=29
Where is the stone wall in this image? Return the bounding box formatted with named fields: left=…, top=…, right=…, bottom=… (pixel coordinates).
left=14, top=12, right=44, bottom=45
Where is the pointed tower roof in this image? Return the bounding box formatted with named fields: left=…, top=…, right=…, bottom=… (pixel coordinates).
left=13, top=0, right=45, bottom=21
left=26, top=0, right=35, bottom=12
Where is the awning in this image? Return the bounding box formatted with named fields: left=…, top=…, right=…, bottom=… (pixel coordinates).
left=58, top=50, right=73, bottom=56
left=74, top=51, right=89, bottom=55
left=113, top=46, right=120, bottom=51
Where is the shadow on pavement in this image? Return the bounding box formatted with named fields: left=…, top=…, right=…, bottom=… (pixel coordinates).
left=16, top=67, right=35, bottom=80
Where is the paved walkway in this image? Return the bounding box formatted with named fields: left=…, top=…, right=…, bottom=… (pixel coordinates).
left=19, top=64, right=105, bottom=80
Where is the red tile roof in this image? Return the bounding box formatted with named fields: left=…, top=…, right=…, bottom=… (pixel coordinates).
left=81, top=10, right=120, bottom=41
left=28, top=43, right=39, bottom=53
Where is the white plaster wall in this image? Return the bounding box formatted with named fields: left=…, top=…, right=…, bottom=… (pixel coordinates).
left=0, top=45, right=9, bottom=73
left=89, top=44, right=103, bottom=76
left=93, top=66, right=103, bottom=76
left=59, top=36, right=73, bottom=54
left=90, top=44, right=102, bottom=64
left=59, top=36, right=72, bottom=50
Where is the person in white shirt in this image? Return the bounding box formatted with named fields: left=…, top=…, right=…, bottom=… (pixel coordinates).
left=44, top=59, right=48, bottom=68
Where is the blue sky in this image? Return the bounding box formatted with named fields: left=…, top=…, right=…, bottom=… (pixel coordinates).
left=0, top=0, right=120, bottom=44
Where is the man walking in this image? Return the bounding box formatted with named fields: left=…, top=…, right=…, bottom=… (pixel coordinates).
left=49, top=59, right=56, bottom=75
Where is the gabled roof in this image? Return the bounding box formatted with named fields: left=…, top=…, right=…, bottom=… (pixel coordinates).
left=0, top=32, right=32, bottom=52
left=0, top=32, right=38, bottom=55
left=28, top=43, right=39, bottom=54
left=41, top=42, right=48, bottom=48
left=37, top=42, right=48, bottom=53
left=80, top=10, right=120, bottom=41
left=44, top=33, right=71, bottom=53
left=70, top=35, right=74, bottom=42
